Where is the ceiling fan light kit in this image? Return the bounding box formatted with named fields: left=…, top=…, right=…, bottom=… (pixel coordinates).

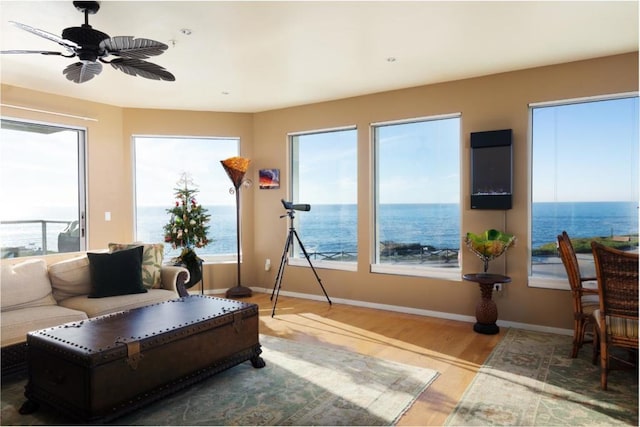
left=1, top=1, right=176, bottom=84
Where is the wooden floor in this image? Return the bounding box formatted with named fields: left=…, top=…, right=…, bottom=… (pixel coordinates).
left=240, top=292, right=504, bottom=426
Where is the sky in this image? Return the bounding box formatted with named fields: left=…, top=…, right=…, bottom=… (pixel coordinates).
left=134, top=136, right=239, bottom=207
left=291, top=116, right=461, bottom=205
left=1, top=95, right=638, bottom=221
left=375, top=117, right=460, bottom=204
left=532, top=96, right=639, bottom=203
left=0, top=127, right=79, bottom=219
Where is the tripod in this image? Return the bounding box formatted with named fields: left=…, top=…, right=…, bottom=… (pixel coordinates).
left=270, top=208, right=332, bottom=317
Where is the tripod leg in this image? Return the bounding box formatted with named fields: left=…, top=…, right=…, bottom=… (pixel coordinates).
left=271, top=231, right=293, bottom=317
left=293, top=230, right=332, bottom=306
left=270, top=231, right=290, bottom=300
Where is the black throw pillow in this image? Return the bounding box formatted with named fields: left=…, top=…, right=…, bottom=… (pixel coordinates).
left=87, top=246, right=147, bottom=298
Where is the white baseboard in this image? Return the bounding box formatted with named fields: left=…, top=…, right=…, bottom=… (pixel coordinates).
left=198, top=286, right=573, bottom=337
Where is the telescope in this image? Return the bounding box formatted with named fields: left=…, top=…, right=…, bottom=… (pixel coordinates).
left=281, top=199, right=311, bottom=212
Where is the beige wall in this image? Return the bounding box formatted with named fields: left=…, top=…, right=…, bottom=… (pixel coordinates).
left=251, top=52, right=638, bottom=330
left=1, top=52, right=637, bottom=330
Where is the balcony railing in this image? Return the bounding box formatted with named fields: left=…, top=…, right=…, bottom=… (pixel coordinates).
left=0, top=219, right=79, bottom=258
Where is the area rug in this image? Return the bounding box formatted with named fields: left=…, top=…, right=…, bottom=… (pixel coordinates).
left=1, top=334, right=438, bottom=425
left=446, top=328, right=638, bottom=426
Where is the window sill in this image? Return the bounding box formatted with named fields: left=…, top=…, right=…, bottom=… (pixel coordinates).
left=371, top=263, right=461, bottom=281
left=288, top=257, right=357, bottom=272
left=528, top=275, right=570, bottom=290
left=164, top=254, right=238, bottom=264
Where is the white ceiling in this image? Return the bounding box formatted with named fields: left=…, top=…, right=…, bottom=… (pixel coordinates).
left=0, top=1, right=638, bottom=113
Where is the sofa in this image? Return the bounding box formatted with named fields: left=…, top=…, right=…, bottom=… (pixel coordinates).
left=1, top=244, right=190, bottom=375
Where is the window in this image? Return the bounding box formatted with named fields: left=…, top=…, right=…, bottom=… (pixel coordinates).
left=530, top=95, right=639, bottom=287
left=0, top=119, right=86, bottom=258
left=133, top=136, right=239, bottom=261
left=289, top=127, right=358, bottom=268
left=372, top=115, right=461, bottom=278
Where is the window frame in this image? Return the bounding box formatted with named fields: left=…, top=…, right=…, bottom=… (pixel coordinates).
left=132, top=134, right=240, bottom=263
left=287, top=125, right=358, bottom=272
left=528, top=92, right=639, bottom=290
left=370, top=113, right=462, bottom=280
left=0, top=117, right=87, bottom=256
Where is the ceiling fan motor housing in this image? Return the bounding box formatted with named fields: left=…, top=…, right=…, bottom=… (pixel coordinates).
left=62, top=25, right=109, bottom=61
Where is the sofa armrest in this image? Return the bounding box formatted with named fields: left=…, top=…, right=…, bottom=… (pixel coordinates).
left=160, top=266, right=190, bottom=297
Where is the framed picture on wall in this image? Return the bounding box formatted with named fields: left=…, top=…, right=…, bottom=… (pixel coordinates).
left=259, top=168, right=280, bottom=189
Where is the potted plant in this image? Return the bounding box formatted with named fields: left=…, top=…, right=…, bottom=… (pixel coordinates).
left=464, top=229, right=516, bottom=273
left=163, top=173, right=211, bottom=288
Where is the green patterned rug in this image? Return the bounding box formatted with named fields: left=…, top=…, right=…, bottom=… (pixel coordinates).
left=446, top=328, right=638, bottom=426
left=1, top=335, right=438, bottom=425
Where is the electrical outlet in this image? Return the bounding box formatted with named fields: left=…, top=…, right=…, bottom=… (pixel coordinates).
left=494, top=283, right=502, bottom=292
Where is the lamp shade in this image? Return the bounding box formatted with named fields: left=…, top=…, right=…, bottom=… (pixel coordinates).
left=221, top=156, right=250, bottom=189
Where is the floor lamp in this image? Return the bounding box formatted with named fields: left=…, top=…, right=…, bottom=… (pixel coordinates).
left=221, top=156, right=253, bottom=298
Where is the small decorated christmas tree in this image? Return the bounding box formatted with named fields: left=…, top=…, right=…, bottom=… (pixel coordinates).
left=163, top=173, right=211, bottom=256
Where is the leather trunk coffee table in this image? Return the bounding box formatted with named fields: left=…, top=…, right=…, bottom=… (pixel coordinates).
left=19, top=295, right=265, bottom=423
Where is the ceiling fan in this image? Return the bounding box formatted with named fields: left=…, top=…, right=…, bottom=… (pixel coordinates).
left=1, top=1, right=175, bottom=84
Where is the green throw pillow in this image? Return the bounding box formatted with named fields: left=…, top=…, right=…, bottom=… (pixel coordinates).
left=109, top=242, right=164, bottom=289
left=87, top=246, right=147, bottom=298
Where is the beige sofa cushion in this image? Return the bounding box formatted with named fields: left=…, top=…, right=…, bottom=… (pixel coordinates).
left=1, top=305, right=87, bottom=347
left=48, top=255, right=92, bottom=302
left=1, top=259, right=56, bottom=312
left=59, top=289, right=176, bottom=318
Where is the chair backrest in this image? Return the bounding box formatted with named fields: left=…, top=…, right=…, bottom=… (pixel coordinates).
left=591, top=241, right=639, bottom=321
left=557, top=231, right=583, bottom=294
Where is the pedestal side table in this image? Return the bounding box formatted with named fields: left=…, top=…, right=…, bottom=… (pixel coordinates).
left=463, top=273, right=511, bottom=335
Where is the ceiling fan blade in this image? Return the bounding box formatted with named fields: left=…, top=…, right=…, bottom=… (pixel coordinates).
left=101, top=36, right=169, bottom=59
left=108, top=58, right=175, bottom=81
left=0, top=49, right=67, bottom=56
left=9, top=21, right=78, bottom=54
left=63, top=61, right=103, bottom=83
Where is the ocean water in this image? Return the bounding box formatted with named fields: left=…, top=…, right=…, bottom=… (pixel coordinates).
left=283, top=201, right=638, bottom=255
left=1, top=202, right=637, bottom=257
left=140, top=203, right=461, bottom=257
left=532, top=202, right=638, bottom=248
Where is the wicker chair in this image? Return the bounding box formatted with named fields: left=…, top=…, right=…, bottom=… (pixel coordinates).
left=557, top=231, right=599, bottom=358
left=590, top=241, right=639, bottom=390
